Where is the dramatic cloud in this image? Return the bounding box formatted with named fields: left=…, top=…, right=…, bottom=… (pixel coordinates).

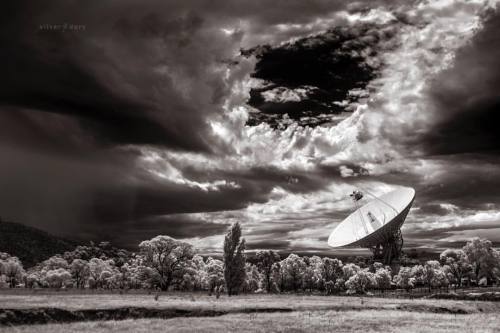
left=423, top=9, right=500, bottom=155
left=245, top=22, right=397, bottom=127
left=0, top=0, right=248, bottom=152
left=1, top=0, right=499, bottom=254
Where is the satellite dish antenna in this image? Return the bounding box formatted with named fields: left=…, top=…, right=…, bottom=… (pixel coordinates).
left=328, top=187, right=415, bottom=264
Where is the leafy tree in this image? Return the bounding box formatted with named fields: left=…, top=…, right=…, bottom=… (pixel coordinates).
left=302, top=265, right=316, bottom=292
left=0, top=275, right=8, bottom=288
left=70, top=259, right=89, bottom=288
left=206, top=257, right=224, bottom=294
left=179, top=270, right=196, bottom=291
left=431, top=268, right=449, bottom=290
left=342, top=263, right=360, bottom=281
left=176, top=256, right=205, bottom=292
left=137, top=265, right=157, bottom=289
left=423, top=260, right=441, bottom=292
left=282, top=254, right=306, bottom=292
left=40, top=256, right=69, bottom=271
left=375, top=267, right=392, bottom=292
left=324, top=280, right=334, bottom=295
left=345, top=270, right=376, bottom=294
left=393, top=267, right=415, bottom=292
left=271, top=262, right=285, bottom=292
left=63, top=242, right=132, bottom=267
left=109, top=262, right=137, bottom=289
left=323, top=258, right=343, bottom=285
left=99, top=269, right=114, bottom=288
left=307, top=256, right=325, bottom=290
left=125, top=255, right=147, bottom=289
left=88, top=258, right=116, bottom=289
left=0, top=256, right=25, bottom=288
left=190, top=255, right=207, bottom=291
left=25, top=272, right=41, bottom=288
left=256, top=250, right=280, bottom=293
left=45, top=268, right=72, bottom=288
left=223, top=222, right=246, bottom=296
left=410, top=265, right=425, bottom=287
left=243, top=263, right=261, bottom=293
left=463, top=238, right=498, bottom=284
left=139, top=235, right=194, bottom=291
left=334, top=278, right=346, bottom=292
left=440, top=249, right=470, bottom=288
left=372, top=262, right=384, bottom=271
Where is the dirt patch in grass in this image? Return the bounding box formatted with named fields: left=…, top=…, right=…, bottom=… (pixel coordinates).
left=0, top=307, right=294, bottom=326
left=395, top=304, right=470, bottom=314
left=0, top=302, right=474, bottom=326
left=1, top=293, right=495, bottom=326
left=426, top=292, right=500, bottom=302
left=3, top=310, right=499, bottom=333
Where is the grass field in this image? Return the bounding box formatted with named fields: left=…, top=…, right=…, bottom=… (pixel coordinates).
left=1, top=292, right=500, bottom=332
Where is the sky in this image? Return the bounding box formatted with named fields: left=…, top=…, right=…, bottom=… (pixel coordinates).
left=1, top=0, right=500, bottom=256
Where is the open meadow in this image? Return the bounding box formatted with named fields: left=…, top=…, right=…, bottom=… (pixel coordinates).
left=1, top=292, right=500, bottom=332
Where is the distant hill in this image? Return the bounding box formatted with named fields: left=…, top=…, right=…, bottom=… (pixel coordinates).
left=0, top=219, right=78, bottom=267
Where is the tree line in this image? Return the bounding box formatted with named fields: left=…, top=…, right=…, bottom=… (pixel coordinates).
left=1, top=223, right=499, bottom=295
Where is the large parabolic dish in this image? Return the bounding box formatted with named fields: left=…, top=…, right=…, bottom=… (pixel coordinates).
left=328, top=187, right=415, bottom=264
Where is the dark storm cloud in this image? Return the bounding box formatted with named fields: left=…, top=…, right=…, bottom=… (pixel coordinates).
left=0, top=0, right=240, bottom=152
left=92, top=215, right=230, bottom=249
left=423, top=9, right=500, bottom=155
left=414, top=204, right=454, bottom=216
left=405, top=223, right=500, bottom=241
left=222, top=166, right=329, bottom=194
left=0, top=108, right=90, bottom=154
left=138, top=215, right=230, bottom=238
left=172, top=160, right=335, bottom=195
left=417, top=155, right=500, bottom=211
left=0, top=145, right=273, bottom=237
left=87, top=176, right=272, bottom=223
left=0, top=0, right=402, bottom=166
left=0, top=0, right=398, bottom=155
left=245, top=23, right=399, bottom=127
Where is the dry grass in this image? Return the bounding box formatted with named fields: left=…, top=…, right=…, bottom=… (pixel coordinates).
left=2, top=310, right=500, bottom=333
left=1, top=292, right=500, bottom=332
left=1, top=292, right=498, bottom=314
